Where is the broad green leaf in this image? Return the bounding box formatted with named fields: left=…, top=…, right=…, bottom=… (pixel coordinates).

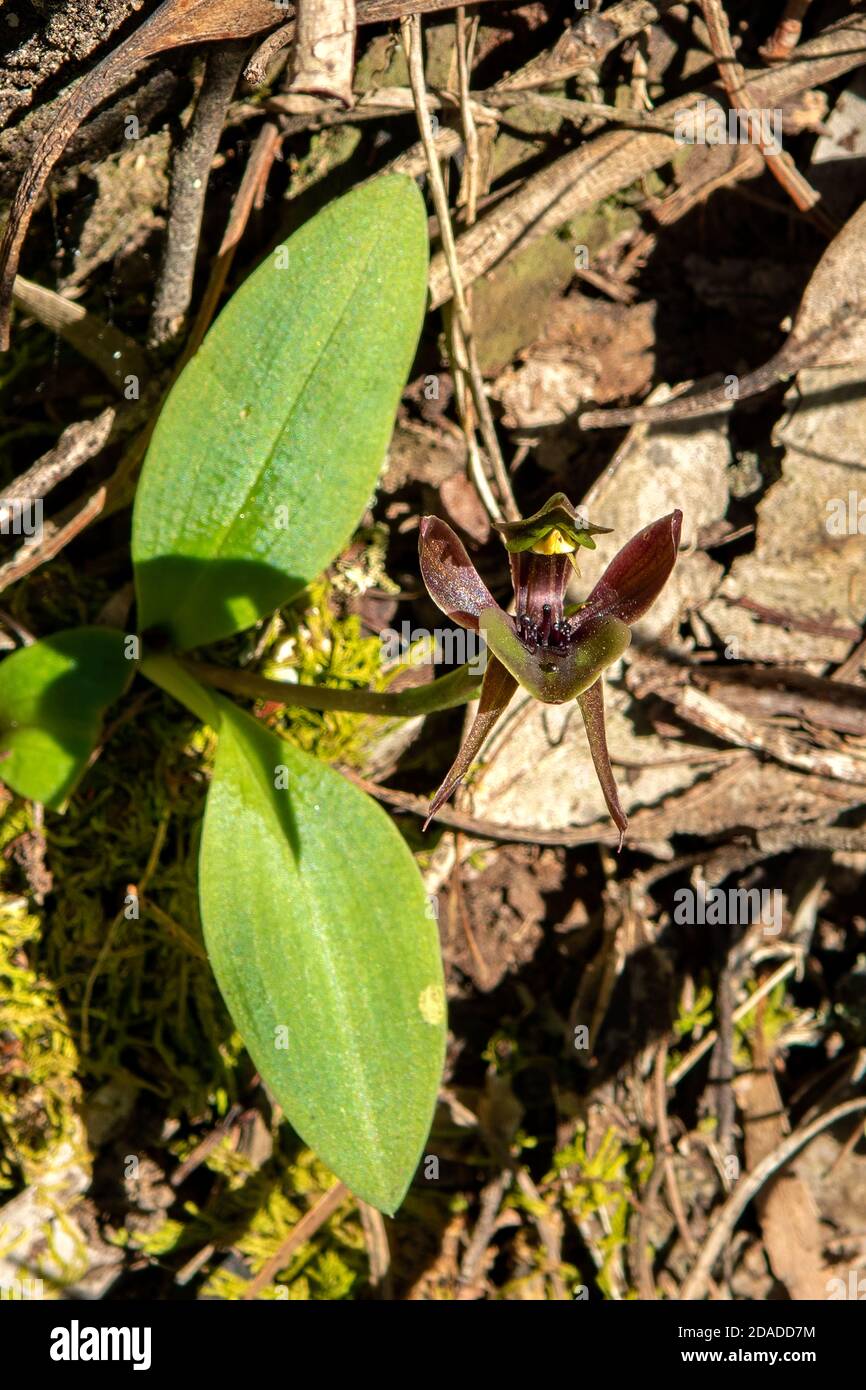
left=0, top=627, right=131, bottom=809
left=199, top=696, right=445, bottom=1214
left=132, top=175, right=429, bottom=651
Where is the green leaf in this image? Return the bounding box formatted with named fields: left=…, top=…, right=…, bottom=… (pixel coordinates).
left=199, top=696, right=445, bottom=1213
left=132, top=175, right=429, bottom=651
left=0, top=628, right=131, bottom=809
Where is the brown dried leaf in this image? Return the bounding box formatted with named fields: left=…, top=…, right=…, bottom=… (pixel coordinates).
left=439, top=473, right=491, bottom=546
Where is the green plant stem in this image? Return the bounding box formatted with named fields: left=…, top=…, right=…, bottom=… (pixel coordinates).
left=182, top=657, right=482, bottom=718
left=140, top=654, right=223, bottom=727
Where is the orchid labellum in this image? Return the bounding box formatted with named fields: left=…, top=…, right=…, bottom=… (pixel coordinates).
left=419, top=494, right=683, bottom=846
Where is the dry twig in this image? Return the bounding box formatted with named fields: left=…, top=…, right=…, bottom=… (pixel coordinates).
left=288, top=0, right=356, bottom=104
left=240, top=1181, right=349, bottom=1299
left=679, top=1097, right=866, bottom=1299
left=149, top=39, right=249, bottom=346
left=699, top=0, right=835, bottom=235
left=401, top=12, right=518, bottom=523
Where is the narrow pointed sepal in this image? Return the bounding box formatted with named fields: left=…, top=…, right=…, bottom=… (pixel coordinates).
left=419, top=516, right=498, bottom=631
left=577, top=678, right=628, bottom=850
left=424, top=655, right=517, bottom=828
left=582, top=510, right=683, bottom=626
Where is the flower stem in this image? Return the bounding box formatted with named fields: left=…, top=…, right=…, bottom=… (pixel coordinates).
left=182, top=658, right=483, bottom=718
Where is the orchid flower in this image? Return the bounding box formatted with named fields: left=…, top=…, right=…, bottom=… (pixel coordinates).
left=419, top=493, right=683, bottom=846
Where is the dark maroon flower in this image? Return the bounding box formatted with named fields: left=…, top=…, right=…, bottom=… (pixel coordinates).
left=419, top=494, right=682, bottom=846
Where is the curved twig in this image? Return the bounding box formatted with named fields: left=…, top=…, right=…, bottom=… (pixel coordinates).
left=679, top=1096, right=866, bottom=1300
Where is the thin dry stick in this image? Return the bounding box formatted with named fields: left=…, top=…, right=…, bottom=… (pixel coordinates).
left=384, top=126, right=464, bottom=178
left=401, top=12, right=518, bottom=523
left=654, top=1043, right=698, bottom=1258
left=0, top=410, right=114, bottom=515
left=171, top=1105, right=244, bottom=1186
left=12, top=276, right=148, bottom=389
left=832, top=631, right=866, bottom=684
left=484, top=90, right=680, bottom=132
left=245, top=20, right=295, bottom=84
left=241, top=1181, right=349, bottom=1299
left=185, top=121, right=282, bottom=360
left=357, top=1202, right=392, bottom=1297
left=448, top=16, right=500, bottom=523
left=708, top=947, right=736, bottom=1159
left=699, top=0, right=835, bottom=235
left=450, top=832, right=489, bottom=986
left=760, top=0, right=814, bottom=62
left=492, top=0, right=679, bottom=93
left=149, top=39, right=249, bottom=346
left=679, top=1096, right=866, bottom=1299
left=451, top=7, right=512, bottom=527
left=514, top=1168, right=569, bottom=1300
left=345, top=764, right=724, bottom=849
left=634, top=1159, right=666, bottom=1300
left=0, top=484, right=107, bottom=595
left=455, top=7, right=481, bottom=224
left=458, top=1169, right=512, bottom=1290
left=345, top=774, right=609, bottom=843
left=361, top=0, right=515, bottom=19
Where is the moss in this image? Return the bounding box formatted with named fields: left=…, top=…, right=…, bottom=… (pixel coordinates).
left=550, top=1124, right=653, bottom=1299
left=124, top=1143, right=368, bottom=1300
left=257, top=575, right=406, bottom=767
left=0, top=889, right=84, bottom=1188
left=734, top=978, right=799, bottom=1064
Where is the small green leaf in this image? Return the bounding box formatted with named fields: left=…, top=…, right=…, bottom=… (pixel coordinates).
left=0, top=628, right=131, bottom=809
left=199, top=697, right=445, bottom=1213
left=132, top=175, right=429, bottom=651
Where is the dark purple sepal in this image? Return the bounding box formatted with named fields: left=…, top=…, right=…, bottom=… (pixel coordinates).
left=577, top=678, right=628, bottom=851
left=581, top=510, right=683, bottom=626
left=418, top=516, right=499, bottom=632
left=424, top=654, right=517, bottom=828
